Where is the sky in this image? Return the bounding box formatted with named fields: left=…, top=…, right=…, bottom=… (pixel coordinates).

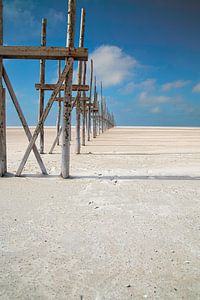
left=3, top=0, right=200, bottom=126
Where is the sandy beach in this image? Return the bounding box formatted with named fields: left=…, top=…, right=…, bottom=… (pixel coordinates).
left=0, top=127, right=200, bottom=299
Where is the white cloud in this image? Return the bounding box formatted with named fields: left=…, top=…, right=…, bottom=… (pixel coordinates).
left=139, top=91, right=174, bottom=105
left=151, top=106, right=161, bottom=114
left=192, top=82, right=200, bottom=93
left=90, top=45, right=138, bottom=87
left=161, top=80, right=190, bottom=91
left=121, top=78, right=156, bottom=94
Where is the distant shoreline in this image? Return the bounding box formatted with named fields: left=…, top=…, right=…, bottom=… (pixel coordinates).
left=6, top=126, right=200, bottom=129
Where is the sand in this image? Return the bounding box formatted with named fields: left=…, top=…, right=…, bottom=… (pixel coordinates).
left=0, top=127, right=200, bottom=299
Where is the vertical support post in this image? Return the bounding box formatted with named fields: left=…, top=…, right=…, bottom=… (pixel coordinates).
left=87, top=59, right=93, bottom=141
left=56, top=60, right=61, bottom=145
left=0, top=0, right=6, bottom=176
left=93, top=77, right=97, bottom=138
left=39, top=18, right=47, bottom=154
left=82, top=61, right=86, bottom=146
left=61, top=0, right=76, bottom=178
left=101, top=82, right=104, bottom=133
left=98, top=100, right=101, bottom=134
left=76, top=8, right=85, bottom=154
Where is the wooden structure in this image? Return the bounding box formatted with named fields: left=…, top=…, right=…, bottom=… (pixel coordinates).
left=0, top=0, right=115, bottom=178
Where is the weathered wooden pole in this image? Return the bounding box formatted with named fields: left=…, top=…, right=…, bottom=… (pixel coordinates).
left=98, top=100, right=101, bottom=134
left=56, top=60, right=61, bottom=145
left=93, top=76, right=97, bottom=138
left=61, top=0, right=76, bottom=178
left=76, top=8, right=85, bottom=154
left=0, top=0, right=6, bottom=176
left=39, top=18, right=47, bottom=154
left=82, top=61, right=87, bottom=146
left=101, top=81, right=104, bottom=133
left=87, top=59, right=93, bottom=141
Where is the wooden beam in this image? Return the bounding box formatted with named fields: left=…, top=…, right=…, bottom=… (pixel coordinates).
left=35, top=83, right=89, bottom=91
left=54, top=96, right=89, bottom=102
left=76, top=8, right=85, bottom=154
left=82, top=61, right=87, bottom=146
left=87, top=59, right=93, bottom=141
left=16, top=60, right=73, bottom=176
left=0, top=46, right=88, bottom=61
left=61, top=0, right=76, bottom=178
left=39, top=18, right=47, bottom=154
left=0, top=0, right=6, bottom=176
left=56, top=61, right=62, bottom=145
left=3, top=66, right=47, bottom=175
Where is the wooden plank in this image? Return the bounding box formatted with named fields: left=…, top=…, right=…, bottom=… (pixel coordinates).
left=3, top=66, right=47, bottom=175
left=61, top=0, right=76, bottom=178
left=39, top=18, right=47, bottom=154
left=35, top=83, right=89, bottom=91
left=16, top=59, right=73, bottom=176
left=54, top=96, right=89, bottom=102
left=0, top=46, right=88, bottom=61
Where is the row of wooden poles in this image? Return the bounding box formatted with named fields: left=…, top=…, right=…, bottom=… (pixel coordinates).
left=0, top=0, right=115, bottom=178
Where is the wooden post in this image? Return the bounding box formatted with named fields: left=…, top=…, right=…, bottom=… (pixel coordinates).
left=101, top=82, right=104, bottom=133
left=93, top=76, right=97, bottom=138
left=98, top=100, right=101, bottom=134
left=87, top=59, right=93, bottom=141
left=82, top=61, right=86, bottom=146
left=16, top=61, right=73, bottom=176
left=56, top=60, right=61, bottom=145
left=61, top=0, right=76, bottom=178
left=0, top=0, right=6, bottom=176
left=39, top=18, right=46, bottom=154
left=76, top=8, right=85, bottom=154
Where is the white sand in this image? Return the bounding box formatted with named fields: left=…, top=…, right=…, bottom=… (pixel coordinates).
left=0, top=127, right=200, bottom=299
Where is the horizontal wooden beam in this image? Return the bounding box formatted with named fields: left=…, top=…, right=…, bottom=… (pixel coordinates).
left=35, top=83, right=89, bottom=91
left=54, top=96, right=90, bottom=102
left=0, top=46, right=88, bottom=61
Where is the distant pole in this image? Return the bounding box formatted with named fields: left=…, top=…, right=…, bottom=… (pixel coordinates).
left=93, top=77, right=97, bottom=138
left=56, top=60, right=61, bottom=145
left=61, top=0, right=76, bottom=178
left=101, top=81, right=104, bottom=133
left=76, top=8, right=85, bottom=154
left=87, top=59, right=93, bottom=141
left=0, top=0, right=6, bottom=176
left=39, top=18, right=47, bottom=154
left=82, top=61, right=87, bottom=146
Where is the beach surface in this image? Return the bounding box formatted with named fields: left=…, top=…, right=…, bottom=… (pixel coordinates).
left=0, top=127, right=200, bottom=299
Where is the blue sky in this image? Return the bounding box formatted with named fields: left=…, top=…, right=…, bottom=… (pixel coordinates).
left=3, top=0, right=200, bottom=126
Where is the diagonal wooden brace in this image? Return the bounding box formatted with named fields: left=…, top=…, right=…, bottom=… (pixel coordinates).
left=2, top=66, right=47, bottom=175
left=16, top=58, right=74, bottom=176
left=49, top=94, right=79, bottom=154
